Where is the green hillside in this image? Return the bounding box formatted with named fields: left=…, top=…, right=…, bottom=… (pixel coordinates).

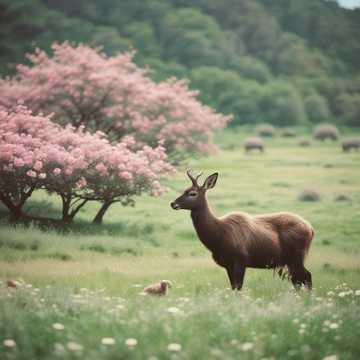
left=1, top=0, right=359, bottom=126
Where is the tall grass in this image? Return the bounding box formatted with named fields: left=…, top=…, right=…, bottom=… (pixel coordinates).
left=1, top=127, right=360, bottom=359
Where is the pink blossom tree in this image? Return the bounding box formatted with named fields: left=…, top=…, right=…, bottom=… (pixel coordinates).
left=0, top=105, right=56, bottom=221
left=0, top=43, right=230, bottom=158
left=85, top=138, right=172, bottom=224
left=0, top=105, right=172, bottom=225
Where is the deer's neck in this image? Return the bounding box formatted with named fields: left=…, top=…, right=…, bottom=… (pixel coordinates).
left=190, top=198, right=220, bottom=251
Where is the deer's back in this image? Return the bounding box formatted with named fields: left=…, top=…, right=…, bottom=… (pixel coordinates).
left=217, top=211, right=313, bottom=267
left=254, top=212, right=314, bottom=255
left=218, top=212, right=282, bottom=266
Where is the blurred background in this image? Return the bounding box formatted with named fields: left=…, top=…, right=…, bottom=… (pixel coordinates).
left=1, top=0, right=360, bottom=128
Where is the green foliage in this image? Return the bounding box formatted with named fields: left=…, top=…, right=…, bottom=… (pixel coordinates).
left=190, top=66, right=264, bottom=125
left=231, top=56, right=272, bottom=83
left=1, top=0, right=360, bottom=125
left=305, top=93, right=331, bottom=124
left=123, top=22, right=160, bottom=57
left=90, top=26, right=132, bottom=55
left=260, top=82, right=307, bottom=126
left=298, top=189, right=321, bottom=202
left=335, top=93, right=360, bottom=127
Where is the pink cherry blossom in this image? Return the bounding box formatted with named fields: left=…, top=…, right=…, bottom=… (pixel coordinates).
left=0, top=105, right=173, bottom=224
left=26, top=170, right=37, bottom=178
left=0, top=43, right=231, bottom=157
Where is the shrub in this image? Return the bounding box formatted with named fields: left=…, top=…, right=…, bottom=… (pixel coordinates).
left=80, top=244, right=107, bottom=253
left=304, top=94, right=330, bottom=123
left=298, top=139, right=311, bottom=147
left=259, top=81, right=307, bottom=126
left=244, top=137, right=264, bottom=153
left=334, top=194, right=351, bottom=202
left=281, top=128, right=296, bottom=137
left=297, top=189, right=321, bottom=202
left=313, top=123, right=339, bottom=141
left=256, top=124, right=275, bottom=137
left=47, top=252, right=72, bottom=261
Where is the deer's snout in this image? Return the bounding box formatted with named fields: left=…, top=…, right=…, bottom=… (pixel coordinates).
left=170, top=201, right=180, bottom=210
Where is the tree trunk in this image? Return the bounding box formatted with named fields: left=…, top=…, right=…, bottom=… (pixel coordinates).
left=61, top=194, right=71, bottom=223
left=0, top=192, right=25, bottom=222
left=60, top=194, right=88, bottom=225
left=8, top=206, right=25, bottom=223
left=92, top=201, right=113, bottom=224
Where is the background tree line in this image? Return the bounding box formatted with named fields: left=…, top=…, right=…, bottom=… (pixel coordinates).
left=1, top=0, right=359, bottom=127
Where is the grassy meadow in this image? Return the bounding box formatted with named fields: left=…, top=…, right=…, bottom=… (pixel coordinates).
left=0, top=127, right=360, bottom=359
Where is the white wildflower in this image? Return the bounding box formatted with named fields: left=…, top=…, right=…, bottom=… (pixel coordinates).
left=67, top=341, right=83, bottom=352
left=322, top=355, right=338, bottom=360
left=3, top=339, right=16, bottom=348
left=101, top=337, right=116, bottom=346
left=167, top=307, right=181, bottom=314
left=241, top=342, right=254, bottom=351
left=125, top=338, right=137, bottom=348
left=167, top=343, right=182, bottom=352
left=355, top=290, right=360, bottom=296
left=52, top=323, right=65, bottom=331
left=329, top=323, right=339, bottom=330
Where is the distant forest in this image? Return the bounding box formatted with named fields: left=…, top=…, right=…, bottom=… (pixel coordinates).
left=1, top=0, right=359, bottom=126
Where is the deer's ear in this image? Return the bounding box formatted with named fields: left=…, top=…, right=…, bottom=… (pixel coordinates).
left=203, top=173, right=218, bottom=190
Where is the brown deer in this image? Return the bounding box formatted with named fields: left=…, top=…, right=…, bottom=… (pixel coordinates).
left=170, top=170, right=314, bottom=291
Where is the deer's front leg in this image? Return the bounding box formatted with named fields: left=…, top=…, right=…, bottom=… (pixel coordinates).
left=233, top=262, right=246, bottom=291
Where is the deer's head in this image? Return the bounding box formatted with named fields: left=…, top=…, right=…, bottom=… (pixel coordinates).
left=170, top=170, right=218, bottom=211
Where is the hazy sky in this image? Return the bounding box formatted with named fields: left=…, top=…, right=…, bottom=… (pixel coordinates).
left=337, top=0, right=360, bottom=8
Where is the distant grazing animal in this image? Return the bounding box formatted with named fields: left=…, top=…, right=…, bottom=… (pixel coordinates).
left=313, top=124, right=339, bottom=141
left=171, top=171, right=314, bottom=291
left=341, top=137, right=360, bottom=152
left=256, top=124, right=275, bottom=137
left=244, top=137, right=264, bottom=153
left=143, top=280, right=172, bottom=296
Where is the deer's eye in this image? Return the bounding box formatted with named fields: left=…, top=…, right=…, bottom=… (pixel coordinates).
left=188, top=191, right=197, bottom=197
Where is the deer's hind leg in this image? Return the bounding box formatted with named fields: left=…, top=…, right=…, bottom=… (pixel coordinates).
left=288, top=258, right=312, bottom=291
left=303, top=268, right=312, bottom=290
